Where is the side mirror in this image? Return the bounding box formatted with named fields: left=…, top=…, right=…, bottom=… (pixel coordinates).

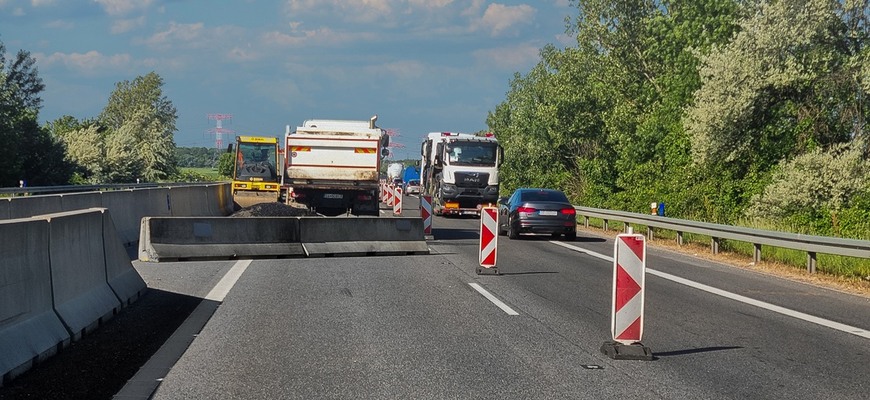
left=498, top=197, right=508, bottom=205
left=382, top=148, right=390, bottom=158
left=227, top=144, right=234, bottom=153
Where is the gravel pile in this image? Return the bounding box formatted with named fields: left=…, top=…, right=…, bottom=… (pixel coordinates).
left=231, top=202, right=317, bottom=217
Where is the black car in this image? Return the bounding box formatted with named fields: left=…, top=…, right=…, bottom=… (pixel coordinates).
left=497, top=188, right=577, bottom=240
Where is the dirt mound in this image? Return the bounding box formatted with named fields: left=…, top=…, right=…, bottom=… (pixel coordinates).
left=231, top=202, right=317, bottom=217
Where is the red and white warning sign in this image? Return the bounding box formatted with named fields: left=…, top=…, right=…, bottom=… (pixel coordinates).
left=420, top=195, right=432, bottom=235
left=384, top=185, right=393, bottom=205
left=393, top=187, right=403, bottom=215
left=611, top=234, right=646, bottom=344
left=478, top=207, right=498, bottom=268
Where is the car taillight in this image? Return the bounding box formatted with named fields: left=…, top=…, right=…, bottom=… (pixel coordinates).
left=561, top=208, right=576, bottom=215
left=517, top=206, right=536, bottom=213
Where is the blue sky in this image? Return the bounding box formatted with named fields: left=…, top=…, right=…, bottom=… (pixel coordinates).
left=0, top=0, right=574, bottom=160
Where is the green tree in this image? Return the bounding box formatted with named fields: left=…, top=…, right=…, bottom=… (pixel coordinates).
left=0, top=39, right=73, bottom=186
left=99, top=72, right=178, bottom=182
left=216, top=152, right=234, bottom=177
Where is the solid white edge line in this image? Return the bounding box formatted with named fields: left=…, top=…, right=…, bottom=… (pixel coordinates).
left=549, top=241, right=870, bottom=340
left=205, top=259, right=252, bottom=302
left=469, top=283, right=520, bottom=315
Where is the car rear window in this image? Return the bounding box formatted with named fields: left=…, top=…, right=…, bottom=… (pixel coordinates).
left=521, top=190, right=569, bottom=203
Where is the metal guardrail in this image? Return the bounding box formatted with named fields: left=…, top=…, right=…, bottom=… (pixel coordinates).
left=575, top=206, right=870, bottom=273
left=0, top=182, right=223, bottom=197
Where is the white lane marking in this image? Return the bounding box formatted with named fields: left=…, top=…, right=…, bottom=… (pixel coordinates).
left=469, top=283, right=520, bottom=315
left=205, top=259, right=252, bottom=302
left=549, top=241, right=870, bottom=340
left=550, top=240, right=613, bottom=262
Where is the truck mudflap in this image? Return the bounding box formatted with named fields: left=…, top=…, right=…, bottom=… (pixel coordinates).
left=436, top=201, right=497, bottom=217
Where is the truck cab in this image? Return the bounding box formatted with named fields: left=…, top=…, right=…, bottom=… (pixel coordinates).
left=421, top=132, right=503, bottom=216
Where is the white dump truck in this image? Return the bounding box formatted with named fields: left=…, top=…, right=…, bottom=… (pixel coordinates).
left=282, top=116, right=389, bottom=216
left=420, top=131, right=503, bottom=216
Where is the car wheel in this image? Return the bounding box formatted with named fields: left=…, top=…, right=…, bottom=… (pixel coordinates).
left=497, top=223, right=507, bottom=236
left=551, top=233, right=561, bottom=239
left=507, top=223, right=519, bottom=239
left=564, top=232, right=576, bottom=241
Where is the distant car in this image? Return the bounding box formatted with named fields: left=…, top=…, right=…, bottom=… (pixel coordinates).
left=497, top=188, right=576, bottom=240
left=404, top=179, right=422, bottom=195
left=391, top=178, right=403, bottom=187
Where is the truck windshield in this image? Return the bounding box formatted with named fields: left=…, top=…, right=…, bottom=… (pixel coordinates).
left=445, top=142, right=498, bottom=166
left=236, top=142, right=277, bottom=180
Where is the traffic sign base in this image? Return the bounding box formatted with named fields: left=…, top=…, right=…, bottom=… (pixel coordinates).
left=476, top=267, right=499, bottom=275
left=600, top=341, right=653, bottom=361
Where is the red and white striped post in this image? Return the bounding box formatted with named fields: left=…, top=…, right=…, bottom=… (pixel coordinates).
left=476, top=207, right=498, bottom=275
left=601, top=233, right=652, bottom=360
left=420, top=195, right=433, bottom=238
left=393, top=187, right=403, bottom=215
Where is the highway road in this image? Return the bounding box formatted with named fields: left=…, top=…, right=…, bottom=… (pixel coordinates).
left=117, top=195, right=870, bottom=399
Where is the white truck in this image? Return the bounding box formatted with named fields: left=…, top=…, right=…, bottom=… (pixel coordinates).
left=282, top=116, right=389, bottom=216
left=387, top=162, right=404, bottom=184
left=420, top=131, right=503, bottom=216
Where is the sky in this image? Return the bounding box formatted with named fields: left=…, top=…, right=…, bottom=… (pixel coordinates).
left=0, top=0, right=574, bottom=160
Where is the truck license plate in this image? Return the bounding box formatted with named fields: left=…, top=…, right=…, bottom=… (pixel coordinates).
left=324, top=193, right=343, bottom=199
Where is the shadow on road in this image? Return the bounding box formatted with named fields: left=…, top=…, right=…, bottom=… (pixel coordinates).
left=652, top=346, right=743, bottom=358
left=0, top=289, right=203, bottom=400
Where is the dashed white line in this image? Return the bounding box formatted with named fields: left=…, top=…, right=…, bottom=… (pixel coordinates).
left=469, top=283, right=520, bottom=315
left=549, top=241, right=870, bottom=340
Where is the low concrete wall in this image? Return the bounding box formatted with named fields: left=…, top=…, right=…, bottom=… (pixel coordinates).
left=59, top=192, right=103, bottom=212
left=101, top=210, right=147, bottom=306
left=0, top=218, right=71, bottom=384
left=43, top=209, right=122, bottom=341
left=0, top=198, right=9, bottom=219
left=168, top=185, right=213, bottom=216
left=139, top=217, right=304, bottom=261
left=139, top=216, right=429, bottom=261
left=1, top=184, right=232, bottom=247
left=300, top=217, right=429, bottom=256
left=9, top=195, right=62, bottom=219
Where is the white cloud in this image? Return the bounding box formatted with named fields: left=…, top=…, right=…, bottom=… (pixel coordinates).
left=473, top=43, right=541, bottom=70
left=263, top=27, right=376, bottom=47
left=144, top=22, right=205, bottom=49
left=111, top=16, right=145, bottom=34
left=227, top=47, right=260, bottom=62
left=35, top=50, right=132, bottom=73
left=478, top=3, right=536, bottom=37
left=94, top=0, right=154, bottom=16
left=45, top=19, right=74, bottom=29
left=12, top=7, right=25, bottom=16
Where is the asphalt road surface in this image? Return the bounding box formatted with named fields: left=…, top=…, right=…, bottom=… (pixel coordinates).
left=2, top=195, right=868, bottom=399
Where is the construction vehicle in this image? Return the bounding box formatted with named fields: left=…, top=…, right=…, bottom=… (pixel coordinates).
left=229, top=135, right=282, bottom=208
left=282, top=115, right=389, bottom=216
left=420, top=131, right=503, bottom=216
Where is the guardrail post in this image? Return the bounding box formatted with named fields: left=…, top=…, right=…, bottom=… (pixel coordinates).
left=646, top=226, right=654, bottom=240
left=604, top=219, right=609, bottom=231
left=711, top=237, right=720, bottom=254
left=584, top=216, right=589, bottom=228
left=753, top=243, right=762, bottom=263
left=807, top=252, right=817, bottom=274
left=677, top=231, right=683, bottom=246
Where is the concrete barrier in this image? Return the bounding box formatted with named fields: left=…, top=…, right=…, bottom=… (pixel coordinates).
left=139, top=217, right=304, bottom=261
left=168, top=185, right=212, bottom=216
left=206, top=183, right=234, bottom=216
left=0, top=218, right=71, bottom=384
left=59, top=192, right=103, bottom=212
left=300, top=217, right=430, bottom=257
left=0, top=198, right=10, bottom=219
left=8, top=194, right=62, bottom=219
left=101, top=209, right=147, bottom=306
left=43, top=209, right=122, bottom=341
